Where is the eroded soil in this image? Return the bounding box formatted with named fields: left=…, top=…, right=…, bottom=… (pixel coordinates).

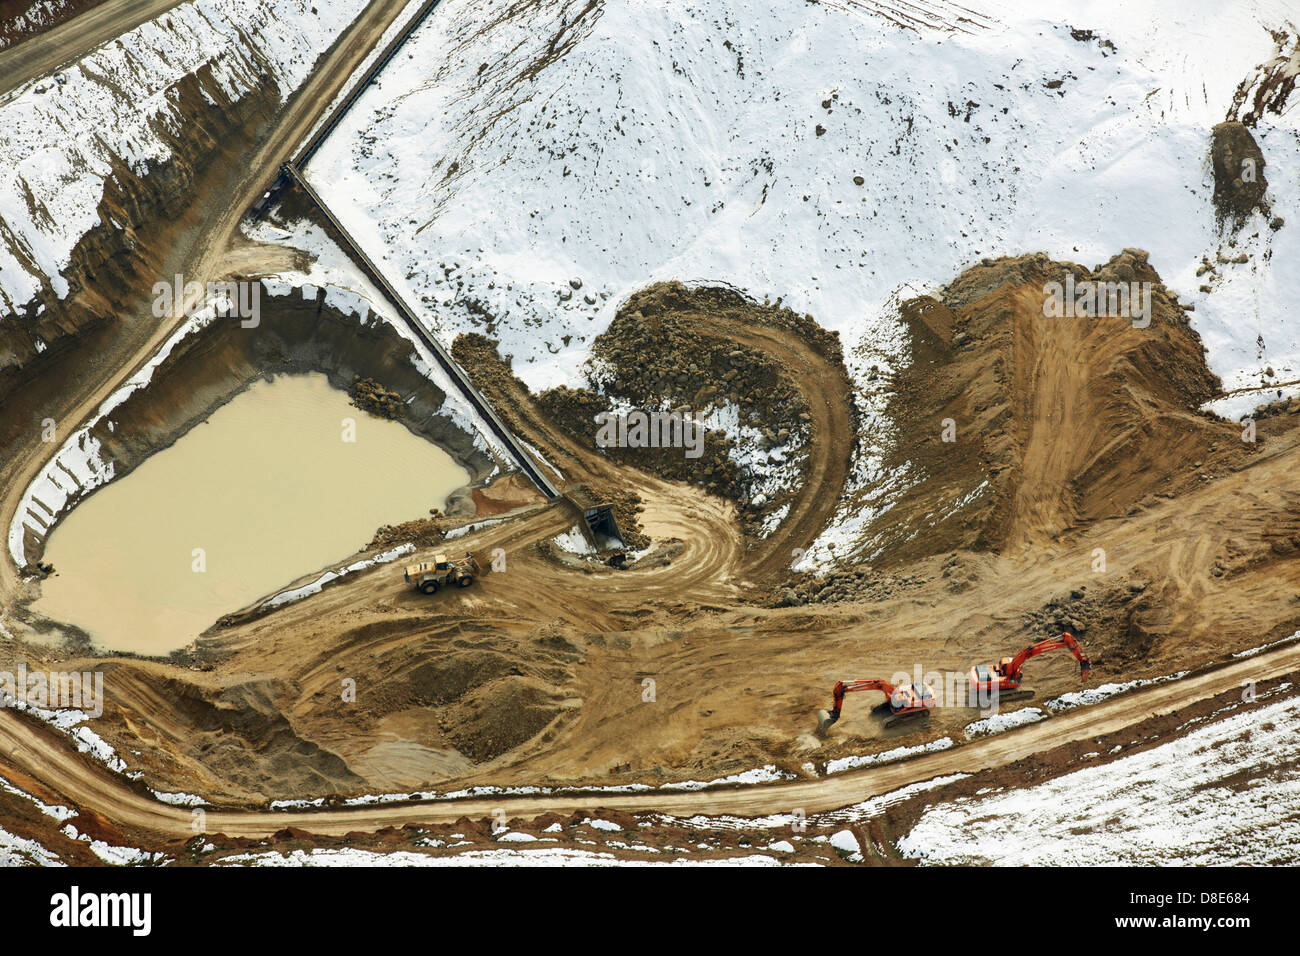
left=6, top=253, right=1300, bottom=835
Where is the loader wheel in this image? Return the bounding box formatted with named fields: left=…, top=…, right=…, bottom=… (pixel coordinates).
left=458, top=576, right=474, bottom=587
left=420, top=580, right=440, bottom=594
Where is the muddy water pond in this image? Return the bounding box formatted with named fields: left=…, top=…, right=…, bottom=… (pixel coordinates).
left=34, top=373, right=470, bottom=656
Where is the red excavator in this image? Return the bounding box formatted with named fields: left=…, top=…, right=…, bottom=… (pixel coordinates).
left=968, top=632, right=1091, bottom=705
left=816, top=679, right=936, bottom=733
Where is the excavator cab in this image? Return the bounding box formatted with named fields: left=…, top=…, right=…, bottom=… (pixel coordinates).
left=890, top=683, right=935, bottom=710
left=970, top=633, right=1091, bottom=704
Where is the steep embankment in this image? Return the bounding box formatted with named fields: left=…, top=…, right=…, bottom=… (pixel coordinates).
left=0, top=0, right=371, bottom=380
left=848, top=251, right=1240, bottom=566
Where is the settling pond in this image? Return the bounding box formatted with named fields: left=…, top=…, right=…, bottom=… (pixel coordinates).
left=34, top=373, right=469, bottom=656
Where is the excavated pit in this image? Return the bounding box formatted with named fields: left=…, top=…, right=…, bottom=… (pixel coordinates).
left=6, top=252, right=1300, bottom=811
left=32, top=372, right=474, bottom=656
left=12, top=286, right=499, bottom=651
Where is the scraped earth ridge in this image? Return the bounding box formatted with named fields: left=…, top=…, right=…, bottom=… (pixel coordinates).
left=0, top=0, right=1297, bottom=865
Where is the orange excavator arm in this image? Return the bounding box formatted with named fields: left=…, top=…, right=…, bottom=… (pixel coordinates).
left=1003, top=632, right=1091, bottom=682
left=825, top=679, right=898, bottom=724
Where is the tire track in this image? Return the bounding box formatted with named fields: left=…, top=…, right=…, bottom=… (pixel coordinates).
left=2, top=636, right=1296, bottom=838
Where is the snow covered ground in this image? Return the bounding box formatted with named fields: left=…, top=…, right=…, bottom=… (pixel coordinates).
left=0, top=0, right=369, bottom=315
left=291, top=0, right=1299, bottom=564
left=899, top=691, right=1300, bottom=865
left=0, top=824, right=60, bottom=866
left=219, top=845, right=807, bottom=866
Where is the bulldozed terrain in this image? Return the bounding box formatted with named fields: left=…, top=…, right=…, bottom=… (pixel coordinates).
left=4, top=252, right=1300, bottom=846
left=1, top=0, right=1299, bottom=871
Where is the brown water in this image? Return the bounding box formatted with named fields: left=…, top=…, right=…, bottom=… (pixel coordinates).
left=34, top=373, right=469, bottom=656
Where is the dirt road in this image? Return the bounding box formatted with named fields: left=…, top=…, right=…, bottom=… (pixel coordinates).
left=2, top=636, right=1295, bottom=838
left=720, top=319, right=855, bottom=583
left=0, top=0, right=186, bottom=94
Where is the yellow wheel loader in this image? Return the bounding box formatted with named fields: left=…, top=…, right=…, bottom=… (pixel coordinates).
left=404, top=552, right=481, bottom=595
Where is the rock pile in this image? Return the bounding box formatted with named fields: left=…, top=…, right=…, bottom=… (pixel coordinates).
left=349, top=376, right=406, bottom=420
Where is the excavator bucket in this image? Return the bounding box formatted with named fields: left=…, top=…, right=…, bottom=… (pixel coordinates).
left=816, top=709, right=837, bottom=733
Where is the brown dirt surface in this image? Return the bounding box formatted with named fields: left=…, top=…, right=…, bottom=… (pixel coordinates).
left=7, top=249, right=1300, bottom=856
left=472, top=474, right=545, bottom=515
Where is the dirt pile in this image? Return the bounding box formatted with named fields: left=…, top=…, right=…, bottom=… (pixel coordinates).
left=1210, top=121, right=1270, bottom=227
left=367, top=515, right=445, bottom=550
left=774, top=563, right=931, bottom=607
left=536, top=282, right=851, bottom=534
left=452, top=282, right=856, bottom=554
left=471, top=474, right=544, bottom=515
left=349, top=376, right=406, bottom=420
left=830, top=251, right=1245, bottom=572
left=401, top=649, right=522, bottom=705
left=96, top=667, right=365, bottom=802
left=445, top=675, right=570, bottom=762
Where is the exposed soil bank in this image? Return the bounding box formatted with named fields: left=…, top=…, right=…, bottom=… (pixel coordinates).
left=778, top=251, right=1252, bottom=605
left=0, top=60, right=280, bottom=382
left=11, top=286, right=500, bottom=653
left=16, top=285, right=496, bottom=571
